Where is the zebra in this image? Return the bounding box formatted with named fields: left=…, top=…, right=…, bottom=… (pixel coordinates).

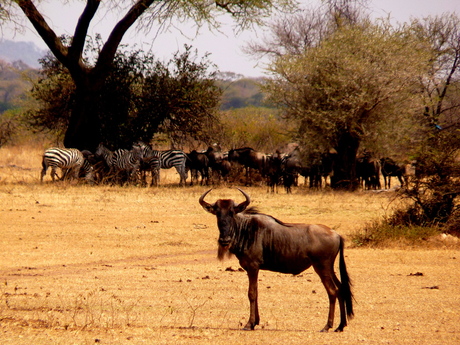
left=110, top=146, right=143, bottom=185
left=133, top=141, right=188, bottom=186
left=133, top=142, right=161, bottom=187
left=94, top=143, right=115, bottom=183
left=60, top=150, right=96, bottom=183
left=159, top=149, right=189, bottom=186
left=40, top=148, right=87, bottom=182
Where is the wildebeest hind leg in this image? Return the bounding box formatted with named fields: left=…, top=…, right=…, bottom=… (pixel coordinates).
left=314, top=264, right=339, bottom=332
left=332, top=273, right=347, bottom=332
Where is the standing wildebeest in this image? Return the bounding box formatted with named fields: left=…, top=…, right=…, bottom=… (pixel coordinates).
left=380, top=157, right=406, bottom=189
left=199, top=189, right=354, bottom=332
left=265, top=151, right=283, bottom=193
left=228, top=147, right=267, bottom=186
left=356, top=152, right=381, bottom=190
left=186, top=150, right=210, bottom=186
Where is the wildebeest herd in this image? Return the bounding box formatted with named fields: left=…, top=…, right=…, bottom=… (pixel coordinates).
left=40, top=143, right=414, bottom=191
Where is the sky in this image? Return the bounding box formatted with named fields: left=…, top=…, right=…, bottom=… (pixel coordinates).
left=2, top=0, right=460, bottom=77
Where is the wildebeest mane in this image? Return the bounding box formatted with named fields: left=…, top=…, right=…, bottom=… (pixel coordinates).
left=243, top=206, right=290, bottom=227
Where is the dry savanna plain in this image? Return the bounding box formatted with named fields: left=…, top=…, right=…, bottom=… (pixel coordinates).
left=0, top=145, right=459, bottom=345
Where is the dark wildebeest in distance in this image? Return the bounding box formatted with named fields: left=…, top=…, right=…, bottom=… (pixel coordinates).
left=199, top=188, right=354, bottom=332
left=380, top=157, right=407, bottom=189
left=228, top=147, right=266, bottom=185
left=356, top=152, right=381, bottom=190
left=205, top=146, right=230, bottom=184
left=265, top=151, right=283, bottom=193
left=186, top=150, right=210, bottom=186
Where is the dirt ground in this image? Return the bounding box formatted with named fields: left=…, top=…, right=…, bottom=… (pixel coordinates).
left=0, top=148, right=459, bottom=344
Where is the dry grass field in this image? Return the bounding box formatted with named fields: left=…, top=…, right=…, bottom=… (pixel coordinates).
left=0, top=145, right=459, bottom=344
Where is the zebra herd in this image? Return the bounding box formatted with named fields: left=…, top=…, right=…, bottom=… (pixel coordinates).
left=40, top=144, right=319, bottom=190
left=41, top=142, right=189, bottom=186
left=39, top=144, right=288, bottom=188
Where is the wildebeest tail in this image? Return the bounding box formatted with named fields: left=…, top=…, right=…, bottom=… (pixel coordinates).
left=339, top=235, right=354, bottom=319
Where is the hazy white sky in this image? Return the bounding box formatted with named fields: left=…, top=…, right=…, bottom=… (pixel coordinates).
left=2, top=0, right=460, bottom=76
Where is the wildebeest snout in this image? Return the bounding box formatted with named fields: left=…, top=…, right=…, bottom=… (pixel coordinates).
left=218, top=236, right=232, bottom=247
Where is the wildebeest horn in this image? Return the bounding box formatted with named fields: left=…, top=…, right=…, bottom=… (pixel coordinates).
left=199, top=189, right=215, bottom=214
left=235, top=188, right=251, bottom=213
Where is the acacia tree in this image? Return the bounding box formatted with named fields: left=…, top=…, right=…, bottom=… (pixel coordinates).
left=260, top=20, right=430, bottom=189
left=7, top=0, right=296, bottom=150
left=27, top=42, right=222, bottom=149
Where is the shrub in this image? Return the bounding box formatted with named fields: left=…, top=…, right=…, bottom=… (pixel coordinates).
left=351, top=218, right=441, bottom=248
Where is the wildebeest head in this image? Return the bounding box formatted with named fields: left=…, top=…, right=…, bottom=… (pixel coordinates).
left=199, top=188, right=250, bottom=255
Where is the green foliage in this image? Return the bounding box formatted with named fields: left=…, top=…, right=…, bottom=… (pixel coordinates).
left=216, top=106, right=291, bottom=151
left=400, top=129, right=460, bottom=224
left=25, top=53, right=74, bottom=138
left=352, top=126, right=460, bottom=247
left=25, top=42, right=221, bottom=149
left=264, top=21, right=430, bottom=152
left=0, top=60, right=36, bottom=112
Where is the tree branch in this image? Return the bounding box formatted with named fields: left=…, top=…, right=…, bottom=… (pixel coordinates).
left=68, top=0, right=100, bottom=65
left=94, top=0, right=156, bottom=77
left=15, top=0, right=68, bottom=63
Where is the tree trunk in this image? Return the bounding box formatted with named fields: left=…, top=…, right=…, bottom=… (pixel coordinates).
left=331, top=131, right=360, bottom=190
left=63, top=83, right=102, bottom=151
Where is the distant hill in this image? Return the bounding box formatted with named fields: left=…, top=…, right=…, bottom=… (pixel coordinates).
left=0, top=42, right=270, bottom=111
left=218, top=76, right=271, bottom=110
left=0, top=40, right=47, bottom=69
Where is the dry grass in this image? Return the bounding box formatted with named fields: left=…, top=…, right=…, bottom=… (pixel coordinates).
left=0, top=145, right=459, bottom=344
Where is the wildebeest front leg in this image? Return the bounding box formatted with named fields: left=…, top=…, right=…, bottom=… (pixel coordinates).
left=244, top=268, right=260, bottom=330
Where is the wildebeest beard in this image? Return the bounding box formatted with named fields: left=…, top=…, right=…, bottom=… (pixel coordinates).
left=217, top=243, right=232, bottom=261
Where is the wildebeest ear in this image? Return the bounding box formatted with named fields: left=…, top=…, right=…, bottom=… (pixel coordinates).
left=199, top=189, right=216, bottom=214
left=234, top=188, right=250, bottom=214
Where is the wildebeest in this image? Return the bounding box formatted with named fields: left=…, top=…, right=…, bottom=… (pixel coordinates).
left=186, top=150, right=210, bottom=186
left=228, top=147, right=267, bottom=185
left=356, top=151, right=381, bottom=190
left=380, top=157, right=407, bottom=189
left=199, top=188, right=354, bottom=332
left=265, top=151, right=283, bottom=193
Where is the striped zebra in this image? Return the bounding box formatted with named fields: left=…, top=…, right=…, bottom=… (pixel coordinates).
left=40, top=148, right=88, bottom=182
left=134, top=142, right=188, bottom=186
left=61, top=157, right=95, bottom=183
left=94, top=143, right=116, bottom=183
left=110, top=146, right=143, bottom=185
left=160, top=149, right=188, bottom=186
left=133, top=142, right=161, bottom=187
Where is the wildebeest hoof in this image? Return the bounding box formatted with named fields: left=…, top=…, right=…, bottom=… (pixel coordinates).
left=243, top=323, right=255, bottom=330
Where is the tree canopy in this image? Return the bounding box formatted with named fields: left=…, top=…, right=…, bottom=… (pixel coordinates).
left=26, top=42, right=221, bottom=149
left=247, top=1, right=460, bottom=189
left=5, top=0, right=297, bottom=150
left=260, top=19, right=430, bottom=188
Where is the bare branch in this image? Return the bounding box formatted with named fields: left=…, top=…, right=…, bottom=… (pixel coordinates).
left=14, top=0, right=68, bottom=63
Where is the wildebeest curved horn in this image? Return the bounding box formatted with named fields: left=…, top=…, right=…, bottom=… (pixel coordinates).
left=236, top=188, right=251, bottom=213
left=199, top=188, right=215, bottom=214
